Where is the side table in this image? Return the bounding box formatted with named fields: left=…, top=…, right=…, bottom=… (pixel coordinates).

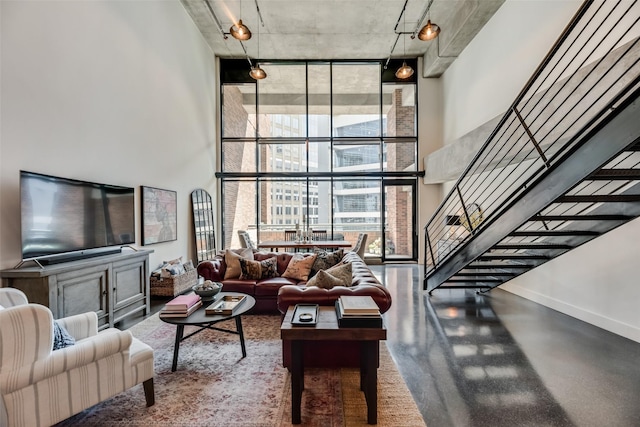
left=280, top=306, right=386, bottom=424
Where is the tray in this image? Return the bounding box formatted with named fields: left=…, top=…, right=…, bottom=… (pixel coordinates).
left=291, top=304, right=319, bottom=326
left=205, top=295, right=246, bottom=315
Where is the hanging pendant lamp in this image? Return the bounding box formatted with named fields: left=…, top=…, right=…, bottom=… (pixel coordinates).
left=230, top=19, right=251, bottom=40
left=250, top=65, right=267, bottom=80
left=395, top=61, right=414, bottom=79
left=417, top=19, right=440, bottom=41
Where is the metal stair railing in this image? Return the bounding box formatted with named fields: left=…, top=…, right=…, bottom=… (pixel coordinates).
left=423, top=0, right=640, bottom=292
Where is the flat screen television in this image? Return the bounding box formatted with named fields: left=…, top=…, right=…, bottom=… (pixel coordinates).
left=20, top=171, right=135, bottom=263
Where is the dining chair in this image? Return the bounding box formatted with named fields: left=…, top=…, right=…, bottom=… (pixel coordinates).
left=284, top=230, right=298, bottom=241
left=352, top=233, right=368, bottom=258
left=312, top=229, right=327, bottom=241
left=237, top=230, right=256, bottom=250
left=284, top=230, right=299, bottom=252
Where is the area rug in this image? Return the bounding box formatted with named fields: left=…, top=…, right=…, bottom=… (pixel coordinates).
left=56, top=313, right=425, bottom=427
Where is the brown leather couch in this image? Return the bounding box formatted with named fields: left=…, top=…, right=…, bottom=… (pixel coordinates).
left=197, top=251, right=392, bottom=314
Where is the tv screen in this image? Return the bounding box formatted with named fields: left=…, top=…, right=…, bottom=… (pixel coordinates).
left=20, top=171, right=135, bottom=260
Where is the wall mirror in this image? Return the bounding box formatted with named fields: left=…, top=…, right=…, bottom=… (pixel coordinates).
left=191, top=189, right=216, bottom=264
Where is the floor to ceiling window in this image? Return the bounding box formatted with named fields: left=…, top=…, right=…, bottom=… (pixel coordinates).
left=218, top=59, right=419, bottom=261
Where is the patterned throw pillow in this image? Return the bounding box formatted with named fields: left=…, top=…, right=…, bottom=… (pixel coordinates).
left=239, top=256, right=280, bottom=280
left=307, top=262, right=352, bottom=289
left=260, top=256, right=279, bottom=279
left=239, top=258, right=262, bottom=280
left=282, top=254, right=318, bottom=282
left=53, top=321, right=75, bottom=350
left=224, top=248, right=255, bottom=279
left=309, top=248, right=344, bottom=278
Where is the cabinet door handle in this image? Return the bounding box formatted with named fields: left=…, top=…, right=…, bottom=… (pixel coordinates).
left=102, top=290, right=108, bottom=295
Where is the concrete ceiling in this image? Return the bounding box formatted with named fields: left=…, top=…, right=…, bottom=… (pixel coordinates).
left=180, top=0, right=505, bottom=77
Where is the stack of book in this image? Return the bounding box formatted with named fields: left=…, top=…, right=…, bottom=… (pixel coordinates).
left=335, top=295, right=382, bottom=328
left=160, top=294, right=202, bottom=317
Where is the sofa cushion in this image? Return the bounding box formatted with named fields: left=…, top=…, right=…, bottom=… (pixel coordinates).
left=255, top=277, right=298, bottom=296
left=224, top=249, right=254, bottom=280
left=218, top=279, right=256, bottom=295
left=239, top=256, right=279, bottom=280
left=309, top=248, right=344, bottom=278
left=282, top=253, right=317, bottom=282
left=307, top=262, right=352, bottom=289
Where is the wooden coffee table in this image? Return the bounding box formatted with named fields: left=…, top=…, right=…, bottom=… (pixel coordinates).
left=160, top=292, right=255, bottom=371
left=280, top=305, right=387, bottom=424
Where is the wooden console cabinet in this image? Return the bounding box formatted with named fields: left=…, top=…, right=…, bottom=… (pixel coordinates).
left=0, top=249, right=152, bottom=330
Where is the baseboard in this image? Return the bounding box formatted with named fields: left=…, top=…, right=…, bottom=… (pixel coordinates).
left=502, top=283, right=640, bottom=344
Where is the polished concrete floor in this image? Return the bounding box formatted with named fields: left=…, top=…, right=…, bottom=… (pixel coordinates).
left=129, top=264, right=640, bottom=427
left=375, top=264, right=640, bottom=427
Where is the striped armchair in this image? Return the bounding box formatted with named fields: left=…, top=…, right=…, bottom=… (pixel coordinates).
left=0, top=289, right=154, bottom=427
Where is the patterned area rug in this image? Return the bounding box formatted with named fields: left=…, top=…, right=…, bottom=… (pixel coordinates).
left=56, top=313, right=425, bottom=427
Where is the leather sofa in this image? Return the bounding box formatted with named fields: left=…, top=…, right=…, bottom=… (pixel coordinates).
left=197, top=250, right=392, bottom=314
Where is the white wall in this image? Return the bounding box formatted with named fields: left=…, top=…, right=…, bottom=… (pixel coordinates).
left=0, top=0, right=217, bottom=271
left=442, top=0, right=581, bottom=144
left=439, top=0, right=640, bottom=343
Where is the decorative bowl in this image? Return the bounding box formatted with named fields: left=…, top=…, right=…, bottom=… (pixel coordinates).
left=192, top=281, right=223, bottom=301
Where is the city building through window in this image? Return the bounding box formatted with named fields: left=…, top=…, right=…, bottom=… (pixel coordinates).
left=219, top=60, right=419, bottom=260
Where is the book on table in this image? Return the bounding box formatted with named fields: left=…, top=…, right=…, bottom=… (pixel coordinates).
left=338, top=295, right=380, bottom=316
left=335, top=299, right=382, bottom=328
left=163, top=294, right=201, bottom=311
left=160, top=300, right=202, bottom=317
left=205, top=295, right=247, bottom=315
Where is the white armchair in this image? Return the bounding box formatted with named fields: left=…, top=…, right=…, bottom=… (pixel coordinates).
left=0, top=289, right=154, bottom=427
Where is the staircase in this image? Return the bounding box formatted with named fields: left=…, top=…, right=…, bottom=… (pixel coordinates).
left=424, top=0, right=640, bottom=294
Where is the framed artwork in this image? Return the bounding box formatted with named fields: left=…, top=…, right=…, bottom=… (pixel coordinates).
left=141, top=186, right=177, bottom=245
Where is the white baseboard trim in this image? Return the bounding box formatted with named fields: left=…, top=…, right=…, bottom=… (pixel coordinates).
left=501, top=283, right=640, bottom=344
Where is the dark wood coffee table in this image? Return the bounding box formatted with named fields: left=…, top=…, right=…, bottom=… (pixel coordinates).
left=280, top=305, right=387, bottom=424
left=160, top=292, right=255, bottom=371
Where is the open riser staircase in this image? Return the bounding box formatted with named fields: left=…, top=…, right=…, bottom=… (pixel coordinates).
left=424, top=0, right=640, bottom=293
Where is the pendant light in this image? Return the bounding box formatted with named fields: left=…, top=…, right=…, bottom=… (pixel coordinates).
left=250, top=65, right=267, bottom=80
left=395, top=61, right=414, bottom=79
left=417, top=19, right=440, bottom=41
left=395, top=12, right=414, bottom=79
left=249, top=11, right=267, bottom=80
left=230, top=20, right=251, bottom=40
left=230, top=0, right=251, bottom=40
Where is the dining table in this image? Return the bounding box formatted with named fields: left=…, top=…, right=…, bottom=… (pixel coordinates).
left=257, top=240, right=352, bottom=251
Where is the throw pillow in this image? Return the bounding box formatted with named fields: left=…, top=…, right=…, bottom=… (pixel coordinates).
left=309, top=248, right=344, bottom=278
left=224, top=248, right=255, bottom=280
left=260, top=256, right=280, bottom=279
left=239, top=256, right=280, bottom=280
left=239, top=258, right=262, bottom=280
left=53, top=321, right=75, bottom=350
left=307, top=262, right=352, bottom=289
left=282, top=253, right=318, bottom=282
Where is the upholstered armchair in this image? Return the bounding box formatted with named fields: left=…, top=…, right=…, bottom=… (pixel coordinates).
left=0, top=289, right=155, bottom=427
